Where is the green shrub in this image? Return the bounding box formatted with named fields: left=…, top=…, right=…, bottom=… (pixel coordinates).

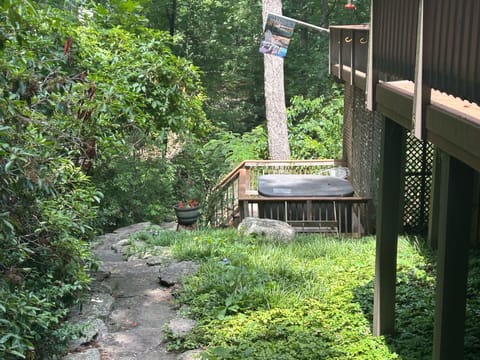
left=0, top=126, right=98, bottom=358
left=93, top=149, right=176, bottom=231
left=288, top=94, right=344, bottom=160
left=202, top=91, right=344, bottom=174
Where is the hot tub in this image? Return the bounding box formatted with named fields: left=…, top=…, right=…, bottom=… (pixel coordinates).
left=258, top=174, right=354, bottom=197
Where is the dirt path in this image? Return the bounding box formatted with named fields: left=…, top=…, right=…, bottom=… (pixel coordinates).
left=63, top=223, right=200, bottom=360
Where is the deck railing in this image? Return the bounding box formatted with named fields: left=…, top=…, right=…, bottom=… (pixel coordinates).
left=372, top=0, right=418, bottom=81
left=329, top=25, right=369, bottom=89
left=209, top=160, right=371, bottom=236
left=330, top=0, right=480, bottom=105
left=373, top=0, right=480, bottom=104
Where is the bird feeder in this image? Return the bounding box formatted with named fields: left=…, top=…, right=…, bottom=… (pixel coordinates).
left=345, top=0, right=356, bottom=10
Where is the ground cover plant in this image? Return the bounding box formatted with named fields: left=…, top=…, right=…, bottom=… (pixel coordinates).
left=128, top=228, right=480, bottom=359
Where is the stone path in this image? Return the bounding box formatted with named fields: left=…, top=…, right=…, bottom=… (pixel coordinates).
left=63, top=222, right=202, bottom=360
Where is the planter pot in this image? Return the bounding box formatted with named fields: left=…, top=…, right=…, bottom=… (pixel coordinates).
left=173, top=205, right=201, bottom=226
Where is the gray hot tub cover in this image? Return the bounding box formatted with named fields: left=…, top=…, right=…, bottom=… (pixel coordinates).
left=258, top=174, right=354, bottom=197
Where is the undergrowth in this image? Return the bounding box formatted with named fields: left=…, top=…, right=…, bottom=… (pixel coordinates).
left=129, top=228, right=480, bottom=359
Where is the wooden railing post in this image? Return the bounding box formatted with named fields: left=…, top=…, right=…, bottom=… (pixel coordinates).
left=238, top=168, right=248, bottom=220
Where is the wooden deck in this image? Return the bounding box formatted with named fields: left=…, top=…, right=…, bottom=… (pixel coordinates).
left=236, top=166, right=371, bottom=236
left=238, top=194, right=370, bottom=236
left=376, top=80, right=480, bottom=172
left=211, top=160, right=371, bottom=236
left=330, top=6, right=480, bottom=357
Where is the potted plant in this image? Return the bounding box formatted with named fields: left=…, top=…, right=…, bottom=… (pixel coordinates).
left=173, top=199, right=201, bottom=226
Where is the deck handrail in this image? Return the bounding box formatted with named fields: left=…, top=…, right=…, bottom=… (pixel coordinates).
left=213, top=160, right=247, bottom=191
left=214, top=159, right=346, bottom=190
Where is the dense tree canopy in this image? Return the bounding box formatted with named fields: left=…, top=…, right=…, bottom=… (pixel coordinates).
left=143, top=0, right=370, bottom=132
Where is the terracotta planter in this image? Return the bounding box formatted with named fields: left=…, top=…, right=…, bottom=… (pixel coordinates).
left=173, top=205, right=201, bottom=225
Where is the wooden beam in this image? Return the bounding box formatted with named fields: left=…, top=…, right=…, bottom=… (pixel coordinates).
left=412, top=0, right=432, bottom=140
left=366, top=0, right=376, bottom=111
left=330, top=64, right=367, bottom=91
left=426, top=106, right=480, bottom=173
left=427, top=149, right=445, bottom=250
left=375, top=83, right=413, bottom=130
left=373, top=117, right=407, bottom=335
left=432, top=155, right=474, bottom=360
left=238, top=169, right=248, bottom=219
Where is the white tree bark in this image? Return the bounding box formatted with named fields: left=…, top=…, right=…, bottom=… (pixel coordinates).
left=262, top=0, right=291, bottom=160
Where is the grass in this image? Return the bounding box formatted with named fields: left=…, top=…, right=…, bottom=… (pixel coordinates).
left=129, top=228, right=480, bottom=359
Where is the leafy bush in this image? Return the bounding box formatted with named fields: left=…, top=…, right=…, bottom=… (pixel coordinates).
left=0, top=124, right=98, bottom=358
left=93, top=148, right=176, bottom=231
left=204, top=127, right=269, bottom=168
left=287, top=93, right=344, bottom=160
left=203, top=91, right=344, bottom=173
left=0, top=0, right=209, bottom=357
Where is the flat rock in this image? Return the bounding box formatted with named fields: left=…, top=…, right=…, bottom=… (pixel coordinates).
left=111, top=239, right=130, bottom=253
left=177, top=349, right=204, bottom=360
left=159, top=261, right=200, bottom=286
left=62, top=348, right=101, bottom=360
left=69, top=318, right=108, bottom=351
left=80, top=293, right=114, bottom=319
left=89, top=281, right=113, bottom=295
left=113, top=222, right=152, bottom=238
left=90, top=268, right=111, bottom=282
left=158, top=222, right=178, bottom=231
left=168, top=318, right=197, bottom=338
left=65, top=222, right=185, bottom=360
left=146, top=255, right=170, bottom=266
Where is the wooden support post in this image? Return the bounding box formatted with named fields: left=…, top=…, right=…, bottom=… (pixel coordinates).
left=428, top=149, right=445, bottom=250
left=366, top=0, right=377, bottom=111
left=373, top=117, right=406, bottom=336
left=338, top=29, right=343, bottom=79
left=238, top=169, right=248, bottom=220
left=306, top=200, right=312, bottom=221
left=350, top=29, right=356, bottom=87
left=432, top=155, right=473, bottom=360
left=472, top=173, right=480, bottom=246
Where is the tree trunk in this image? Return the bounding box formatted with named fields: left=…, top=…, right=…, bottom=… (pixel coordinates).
left=262, top=0, right=291, bottom=160
left=166, top=0, right=177, bottom=36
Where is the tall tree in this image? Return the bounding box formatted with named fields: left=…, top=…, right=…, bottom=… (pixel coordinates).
left=262, top=0, right=290, bottom=160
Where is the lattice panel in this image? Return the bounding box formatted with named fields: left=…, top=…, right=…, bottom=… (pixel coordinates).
left=403, top=134, right=434, bottom=233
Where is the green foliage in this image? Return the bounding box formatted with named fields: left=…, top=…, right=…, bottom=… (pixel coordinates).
left=0, top=122, right=98, bottom=358
left=172, top=0, right=265, bottom=132
left=204, top=126, right=268, bottom=168
left=283, top=0, right=370, bottom=100
left=71, top=19, right=209, bottom=140
left=69, top=3, right=212, bottom=230
left=92, top=148, right=176, bottom=231
left=288, top=93, right=344, bottom=159
left=128, top=230, right=480, bottom=359
left=0, top=0, right=209, bottom=357
left=144, top=0, right=371, bottom=133
left=202, top=91, right=344, bottom=169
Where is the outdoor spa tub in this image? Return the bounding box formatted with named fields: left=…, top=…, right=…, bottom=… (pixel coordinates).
left=257, top=174, right=354, bottom=198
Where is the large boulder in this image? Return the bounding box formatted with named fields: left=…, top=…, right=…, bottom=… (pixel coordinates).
left=237, top=217, right=295, bottom=243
